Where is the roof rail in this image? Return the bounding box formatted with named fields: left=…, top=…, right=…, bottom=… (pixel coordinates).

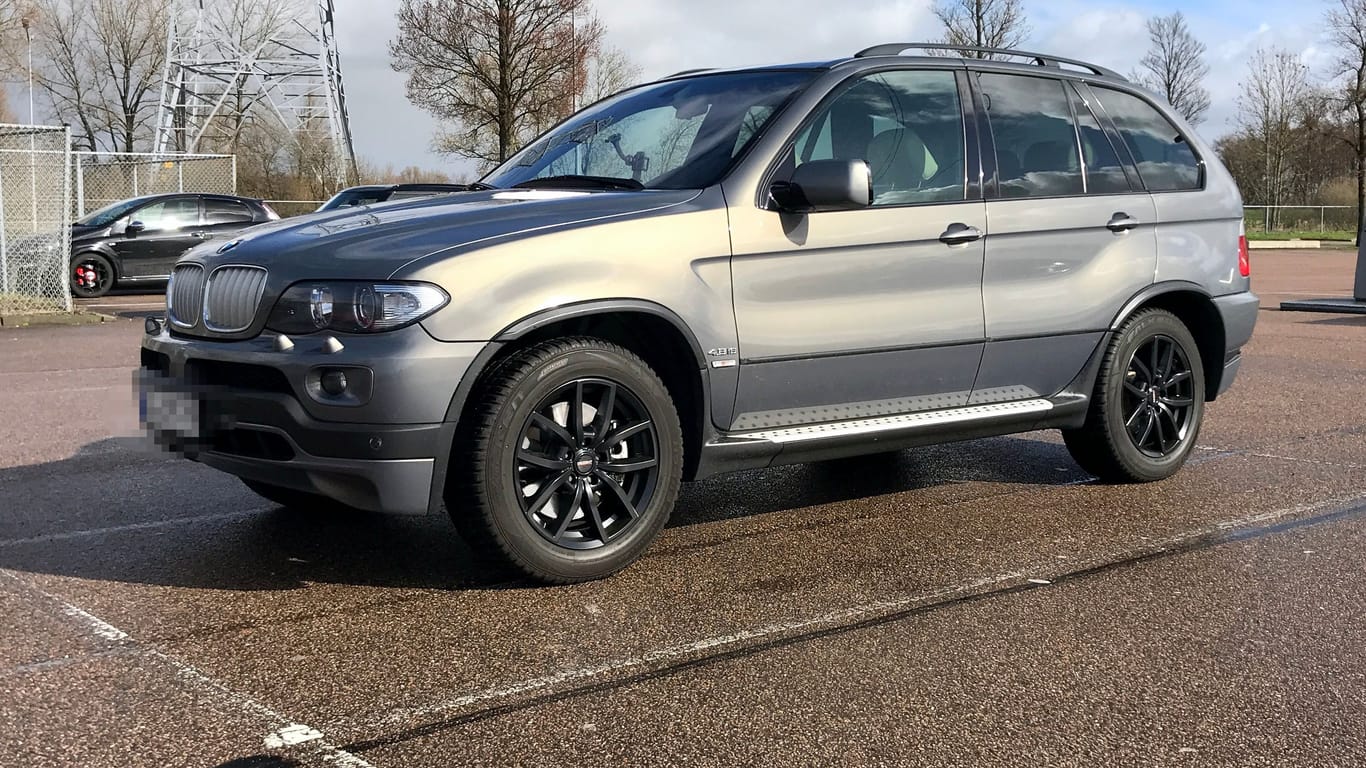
left=853, top=43, right=1124, bottom=80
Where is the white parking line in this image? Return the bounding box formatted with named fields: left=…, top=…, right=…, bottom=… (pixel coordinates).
left=0, top=508, right=272, bottom=549
left=355, top=490, right=1366, bottom=733
left=0, top=569, right=376, bottom=767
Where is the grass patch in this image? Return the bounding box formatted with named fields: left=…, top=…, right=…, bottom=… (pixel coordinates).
left=1247, top=230, right=1355, bottom=242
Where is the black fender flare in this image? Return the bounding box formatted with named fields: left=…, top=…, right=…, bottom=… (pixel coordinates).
left=70, top=245, right=122, bottom=280
left=1109, top=280, right=1213, bottom=330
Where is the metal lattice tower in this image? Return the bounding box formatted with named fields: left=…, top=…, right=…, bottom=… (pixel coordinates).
left=153, top=0, right=356, bottom=183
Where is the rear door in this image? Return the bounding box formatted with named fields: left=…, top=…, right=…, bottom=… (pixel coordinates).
left=201, top=197, right=260, bottom=244
left=972, top=72, right=1158, bottom=403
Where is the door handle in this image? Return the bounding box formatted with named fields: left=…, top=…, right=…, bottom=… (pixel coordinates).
left=1106, top=213, right=1140, bottom=233
left=939, top=222, right=982, bottom=245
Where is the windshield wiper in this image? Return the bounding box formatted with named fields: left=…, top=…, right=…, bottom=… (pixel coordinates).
left=512, top=175, right=644, bottom=191
left=462, top=182, right=497, bottom=191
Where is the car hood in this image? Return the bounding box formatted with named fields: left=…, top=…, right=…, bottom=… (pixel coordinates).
left=179, top=188, right=703, bottom=280
left=70, top=224, right=110, bottom=243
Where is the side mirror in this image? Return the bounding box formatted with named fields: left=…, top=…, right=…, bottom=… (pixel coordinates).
left=769, top=159, right=872, bottom=213
left=126, top=220, right=146, bottom=235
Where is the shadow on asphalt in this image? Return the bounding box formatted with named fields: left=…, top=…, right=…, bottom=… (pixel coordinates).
left=0, top=436, right=1086, bottom=591
left=1304, top=314, right=1366, bottom=327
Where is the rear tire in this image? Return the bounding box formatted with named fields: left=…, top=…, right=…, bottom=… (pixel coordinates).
left=1063, top=308, right=1205, bottom=483
left=448, top=337, right=683, bottom=584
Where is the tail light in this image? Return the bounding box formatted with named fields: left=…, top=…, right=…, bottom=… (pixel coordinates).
left=1238, top=224, right=1250, bottom=278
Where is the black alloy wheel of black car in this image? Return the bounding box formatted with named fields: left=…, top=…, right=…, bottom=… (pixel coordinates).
left=70, top=253, right=115, bottom=299
left=1063, top=308, right=1206, bottom=483
left=449, top=337, right=683, bottom=584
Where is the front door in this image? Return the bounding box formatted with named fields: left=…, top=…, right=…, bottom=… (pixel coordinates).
left=727, top=67, right=987, bottom=432
left=972, top=72, right=1159, bottom=403
left=113, top=196, right=202, bottom=278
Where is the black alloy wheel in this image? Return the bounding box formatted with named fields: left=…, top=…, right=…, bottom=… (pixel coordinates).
left=1063, top=308, right=1206, bottom=483
left=1121, top=334, right=1196, bottom=458
left=70, top=253, right=115, bottom=298
left=448, top=337, right=683, bottom=584
left=515, top=378, right=661, bottom=549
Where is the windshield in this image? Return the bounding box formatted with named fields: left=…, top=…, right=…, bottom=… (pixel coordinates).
left=483, top=70, right=817, bottom=190
left=75, top=198, right=147, bottom=227
left=318, top=189, right=391, bottom=211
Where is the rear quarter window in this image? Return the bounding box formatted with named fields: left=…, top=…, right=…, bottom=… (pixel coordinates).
left=1091, top=87, right=1202, bottom=192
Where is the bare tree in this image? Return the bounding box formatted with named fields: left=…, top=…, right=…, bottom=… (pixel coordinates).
left=1235, top=48, right=1311, bottom=218
left=90, top=0, right=169, bottom=151
left=0, top=1, right=14, bottom=123
left=933, top=0, right=1029, bottom=58
left=584, top=45, right=640, bottom=104
left=1327, top=0, right=1366, bottom=242
left=1133, top=12, right=1211, bottom=125
left=18, top=0, right=168, bottom=151
left=389, top=0, right=607, bottom=167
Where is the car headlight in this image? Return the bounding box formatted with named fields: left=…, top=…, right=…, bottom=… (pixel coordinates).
left=266, top=281, right=448, bottom=334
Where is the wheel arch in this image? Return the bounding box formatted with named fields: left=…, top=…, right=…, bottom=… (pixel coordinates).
left=71, top=246, right=121, bottom=280
left=430, top=300, right=712, bottom=515
left=1111, top=282, right=1225, bottom=402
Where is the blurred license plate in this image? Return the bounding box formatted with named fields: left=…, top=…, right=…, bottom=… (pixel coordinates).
left=141, top=387, right=201, bottom=440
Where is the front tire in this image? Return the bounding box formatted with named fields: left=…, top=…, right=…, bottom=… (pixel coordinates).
left=1063, top=308, right=1205, bottom=483
left=449, top=337, right=683, bottom=584
left=70, top=252, right=115, bottom=298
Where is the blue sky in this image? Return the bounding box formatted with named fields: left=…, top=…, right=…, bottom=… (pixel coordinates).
left=333, top=0, right=1331, bottom=179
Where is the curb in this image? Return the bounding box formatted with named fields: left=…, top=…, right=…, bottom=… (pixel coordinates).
left=0, top=311, right=113, bottom=328
left=1247, top=239, right=1321, bottom=250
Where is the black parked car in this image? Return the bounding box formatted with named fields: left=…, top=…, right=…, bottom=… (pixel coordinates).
left=70, top=193, right=278, bottom=298
left=315, top=183, right=474, bottom=212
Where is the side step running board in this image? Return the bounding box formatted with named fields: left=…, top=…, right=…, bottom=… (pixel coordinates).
left=731, top=398, right=1055, bottom=444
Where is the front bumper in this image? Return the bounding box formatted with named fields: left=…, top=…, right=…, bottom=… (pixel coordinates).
left=1213, top=290, right=1259, bottom=397
left=139, top=323, right=484, bottom=515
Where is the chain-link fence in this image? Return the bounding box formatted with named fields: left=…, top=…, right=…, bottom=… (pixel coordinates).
left=0, top=124, right=72, bottom=315
left=1244, top=205, right=1359, bottom=237
left=74, top=151, right=236, bottom=218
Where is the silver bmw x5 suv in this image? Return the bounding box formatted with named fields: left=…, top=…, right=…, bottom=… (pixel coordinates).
left=140, top=43, right=1259, bottom=583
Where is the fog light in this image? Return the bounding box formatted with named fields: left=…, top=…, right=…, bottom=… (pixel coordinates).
left=320, top=370, right=348, bottom=396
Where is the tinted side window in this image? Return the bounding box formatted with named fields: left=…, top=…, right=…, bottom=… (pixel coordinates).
left=977, top=73, right=1082, bottom=198
left=791, top=69, right=966, bottom=206
left=1066, top=87, right=1132, bottom=194
left=1091, top=87, right=1201, bottom=191
left=132, top=198, right=198, bottom=231
left=203, top=199, right=254, bottom=224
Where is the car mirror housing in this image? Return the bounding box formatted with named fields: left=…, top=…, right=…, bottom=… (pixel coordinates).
left=769, top=159, right=873, bottom=213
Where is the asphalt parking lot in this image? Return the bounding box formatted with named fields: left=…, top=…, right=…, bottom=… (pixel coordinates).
left=2, top=249, right=1364, bottom=767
